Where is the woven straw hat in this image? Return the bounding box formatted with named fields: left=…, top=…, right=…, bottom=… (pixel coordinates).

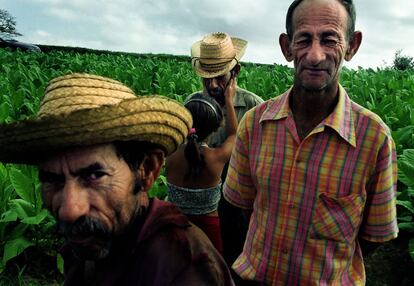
left=0, top=73, right=192, bottom=164
left=191, top=32, right=247, bottom=78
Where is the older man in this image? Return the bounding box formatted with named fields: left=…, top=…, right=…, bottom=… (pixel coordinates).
left=223, top=0, right=398, bottom=285
left=188, top=32, right=264, bottom=268
left=0, top=73, right=234, bottom=286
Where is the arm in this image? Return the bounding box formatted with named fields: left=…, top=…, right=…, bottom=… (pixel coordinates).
left=360, top=136, right=398, bottom=243
left=223, top=110, right=257, bottom=211
left=215, top=77, right=238, bottom=164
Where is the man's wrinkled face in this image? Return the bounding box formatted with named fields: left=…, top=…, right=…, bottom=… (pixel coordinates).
left=290, top=0, right=349, bottom=92
left=39, top=144, right=140, bottom=260
left=203, top=71, right=232, bottom=106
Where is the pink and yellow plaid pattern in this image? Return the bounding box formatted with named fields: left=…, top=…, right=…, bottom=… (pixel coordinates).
left=223, top=86, right=398, bottom=285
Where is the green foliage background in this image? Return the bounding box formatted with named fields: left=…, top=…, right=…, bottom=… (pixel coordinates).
left=0, top=48, right=413, bottom=283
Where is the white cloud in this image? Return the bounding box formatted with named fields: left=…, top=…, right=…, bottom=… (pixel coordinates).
left=47, top=7, right=79, bottom=21
left=3, top=0, right=413, bottom=69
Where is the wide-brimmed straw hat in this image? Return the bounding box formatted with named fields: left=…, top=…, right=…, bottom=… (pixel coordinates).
left=0, top=73, right=192, bottom=164
left=191, top=32, right=247, bottom=78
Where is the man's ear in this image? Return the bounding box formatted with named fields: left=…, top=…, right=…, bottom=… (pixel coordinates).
left=279, top=33, right=293, bottom=62
left=345, top=31, right=362, bottom=61
left=137, top=149, right=165, bottom=192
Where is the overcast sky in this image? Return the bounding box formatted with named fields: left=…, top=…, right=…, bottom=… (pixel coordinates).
left=1, top=0, right=413, bottom=69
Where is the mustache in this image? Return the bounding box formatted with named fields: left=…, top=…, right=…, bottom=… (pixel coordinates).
left=208, top=87, right=224, bottom=96
left=56, top=216, right=110, bottom=239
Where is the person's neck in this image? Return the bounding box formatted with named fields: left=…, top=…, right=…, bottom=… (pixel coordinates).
left=108, top=196, right=151, bottom=258
left=290, top=83, right=339, bottom=141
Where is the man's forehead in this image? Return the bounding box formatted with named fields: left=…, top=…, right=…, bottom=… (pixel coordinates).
left=39, top=144, right=117, bottom=172
left=292, top=0, right=348, bottom=35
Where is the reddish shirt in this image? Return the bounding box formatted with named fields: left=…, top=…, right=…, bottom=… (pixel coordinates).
left=61, top=199, right=234, bottom=286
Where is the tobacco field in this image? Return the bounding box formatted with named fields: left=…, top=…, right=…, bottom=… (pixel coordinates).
left=0, top=48, right=413, bottom=285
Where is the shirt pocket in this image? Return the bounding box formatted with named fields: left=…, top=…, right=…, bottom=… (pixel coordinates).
left=310, top=193, right=365, bottom=244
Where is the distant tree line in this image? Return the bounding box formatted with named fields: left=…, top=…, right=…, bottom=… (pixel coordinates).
left=393, top=50, right=414, bottom=71
left=0, top=9, right=22, bottom=39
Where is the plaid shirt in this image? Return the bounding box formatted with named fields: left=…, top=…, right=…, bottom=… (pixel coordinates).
left=223, top=86, right=398, bottom=285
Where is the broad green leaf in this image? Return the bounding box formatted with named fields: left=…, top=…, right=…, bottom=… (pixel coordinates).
left=8, top=223, right=29, bottom=241
left=396, top=200, right=414, bottom=214
left=8, top=198, right=36, bottom=219
left=402, top=149, right=414, bottom=162
left=2, top=237, right=35, bottom=266
left=398, top=151, right=414, bottom=187
left=9, top=167, right=35, bottom=203
left=398, top=222, right=414, bottom=232
left=0, top=209, right=18, bottom=222
left=0, top=102, right=10, bottom=123
left=397, top=215, right=412, bottom=222
left=57, top=253, right=64, bottom=274
left=21, top=208, right=49, bottom=224
left=0, top=162, right=8, bottom=182
left=409, top=238, right=414, bottom=261
left=158, top=174, right=167, bottom=186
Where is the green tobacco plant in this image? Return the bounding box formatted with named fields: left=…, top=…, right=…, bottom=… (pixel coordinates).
left=396, top=149, right=414, bottom=260
left=148, top=174, right=168, bottom=200
left=0, top=163, right=57, bottom=273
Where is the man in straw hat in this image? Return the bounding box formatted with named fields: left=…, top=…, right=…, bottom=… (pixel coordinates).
left=223, top=0, right=398, bottom=285
left=188, top=32, right=264, bottom=270
left=0, top=73, right=235, bottom=285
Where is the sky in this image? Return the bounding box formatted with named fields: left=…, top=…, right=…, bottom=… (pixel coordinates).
left=1, top=0, right=413, bottom=70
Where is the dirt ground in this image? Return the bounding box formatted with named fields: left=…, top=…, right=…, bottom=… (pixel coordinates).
left=365, top=231, right=414, bottom=286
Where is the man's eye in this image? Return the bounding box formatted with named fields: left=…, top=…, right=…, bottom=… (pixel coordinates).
left=295, top=39, right=310, bottom=47
left=82, top=171, right=106, bottom=181
left=323, top=39, right=338, bottom=47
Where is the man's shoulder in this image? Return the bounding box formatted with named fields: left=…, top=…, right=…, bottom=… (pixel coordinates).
left=235, top=87, right=264, bottom=107
left=350, top=100, right=392, bottom=137
left=245, top=92, right=286, bottom=118
left=141, top=199, right=215, bottom=250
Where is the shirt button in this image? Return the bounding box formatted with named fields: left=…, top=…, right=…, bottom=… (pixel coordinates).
left=296, top=158, right=301, bottom=163
left=289, top=203, right=295, bottom=209
left=282, top=248, right=289, bottom=254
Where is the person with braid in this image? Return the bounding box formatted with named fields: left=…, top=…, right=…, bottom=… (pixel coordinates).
left=165, top=77, right=237, bottom=254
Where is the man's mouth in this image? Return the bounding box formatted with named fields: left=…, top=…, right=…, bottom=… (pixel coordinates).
left=302, top=66, right=328, bottom=75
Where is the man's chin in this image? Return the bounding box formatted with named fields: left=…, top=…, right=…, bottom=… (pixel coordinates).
left=68, top=238, right=111, bottom=260
left=300, top=80, right=331, bottom=92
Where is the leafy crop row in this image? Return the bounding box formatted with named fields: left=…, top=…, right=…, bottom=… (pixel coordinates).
left=0, top=49, right=413, bottom=281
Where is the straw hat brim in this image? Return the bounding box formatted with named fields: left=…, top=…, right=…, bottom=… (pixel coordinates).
left=191, top=37, right=247, bottom=78
left=0, top=96, right=192, bottom=164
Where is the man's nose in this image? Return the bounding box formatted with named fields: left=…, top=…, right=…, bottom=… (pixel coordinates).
left=307, top=40, right=326, bottom=65
left=58, top=180, right=89, bottom=223
left=208, top=78, right=219, bottom=89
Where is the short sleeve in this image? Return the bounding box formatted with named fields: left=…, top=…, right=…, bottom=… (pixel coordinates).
left=223, top=111, right=257, bottom=210
left=360, top=136, right=399, bottom=242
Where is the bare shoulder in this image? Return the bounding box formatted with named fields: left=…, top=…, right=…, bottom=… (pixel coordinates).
left=202, top=145, right=229, bottom=169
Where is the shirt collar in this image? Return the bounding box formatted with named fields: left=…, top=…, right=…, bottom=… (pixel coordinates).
left=260, top=85, right=356, bottom=147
